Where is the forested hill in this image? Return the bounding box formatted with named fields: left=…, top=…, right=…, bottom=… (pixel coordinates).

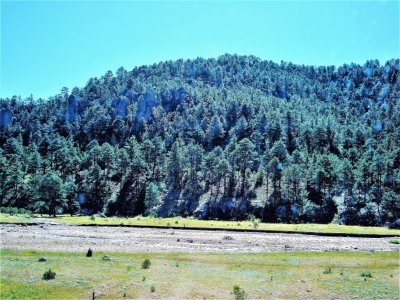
left=1, top=54, right=399, bottom=227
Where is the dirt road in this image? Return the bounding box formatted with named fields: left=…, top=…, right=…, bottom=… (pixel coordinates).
left=1, top=223, right=399, bottom=253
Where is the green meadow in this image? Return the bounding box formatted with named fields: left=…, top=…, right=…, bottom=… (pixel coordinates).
left=1, top=250, right=399, bottom=299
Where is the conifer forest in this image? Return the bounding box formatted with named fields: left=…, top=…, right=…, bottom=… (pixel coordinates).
left=1, top=55, right=399, bottom=227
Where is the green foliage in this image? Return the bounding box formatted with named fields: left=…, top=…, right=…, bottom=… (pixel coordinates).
left=0, top=207, right=32, bottom=215
left=323, top=266, right=333, bottom=274
left=42, top=269, right=56, bottom=280
left=141, top=259, right=151, bottom=269
left=389, top=239, right=399, bottom=244
left=360, top=271, right=372, bottom=278
left=233, top=285, right=246, bottom=300
left=150, top=285, right=155, bottom=293
left=144, top=183, right=161, bottom=213
left=34, top=172, right=66, bottom=216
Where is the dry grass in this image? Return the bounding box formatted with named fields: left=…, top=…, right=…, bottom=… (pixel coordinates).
left=1, top=250, right=399, bottom=299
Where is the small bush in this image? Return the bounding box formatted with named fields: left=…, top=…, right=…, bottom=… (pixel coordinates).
left=148, top=212, right=157, bottom=218
left=86, top=248, right=93, bottom=257
left=233, top=285, right=246, bottom=300
left=141, top=259, right=151, bottom=269
left=252, top=219, right=260, bottom=229
left=389, top=239, right=400, bottom=244
left=90, top=216, right=95, bottom=221
left=247, top=215, right=260, bottom=229
left=150, top=285, right=155, bottom=293
left=361, top=271, right=372, bottom=278
left=323, top=266, right=332, bottom=274
left=42, top=269, right=56, bottom=280
left=142, top=276, right=146, bottom=281
left=9, top=207, right=19, bottom=216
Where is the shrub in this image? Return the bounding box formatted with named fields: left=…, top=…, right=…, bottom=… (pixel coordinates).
left=42, top=269, right=56, bottom=280
left=150, top=285, right=155, bottom=293
left=0, top=207, right=32, bottom=215
left=90, top=216, right=95, bottom=221
left=141, top=259, right=151, bottom=269
left=247, top=214, right=260, bottom=229
left=389, top=239, right=399, bottom=244
left=9, top=207, right=18, bottom=216
left=233, top=285, right=246, bottom=300
left=361, top=271, right=372, bottom=278
left=86, top=248, right=93, bottom=257
left=323, top=266, right=332, bottom=274
left=252, top=218, right=260, bottom=229
left=147, top=211, right=157, bottom=218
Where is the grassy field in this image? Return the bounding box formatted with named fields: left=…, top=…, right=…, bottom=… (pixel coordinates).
left=0, top=214, right=33, bottom=224
left=2, top=213, right=399, bottom=236
left=1, top=250, right=399, bottom=299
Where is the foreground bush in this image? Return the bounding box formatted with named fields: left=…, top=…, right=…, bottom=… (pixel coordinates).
left=42, top=269, right=56, bottom=280
left=86, top=248, right=93, bottom=257
left=141, top=259, right=151, bottom=269
left=233, top=285, right=246, bottom=300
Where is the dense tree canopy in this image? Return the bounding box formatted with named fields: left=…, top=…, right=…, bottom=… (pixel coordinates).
left=1, top=54, right=399, bottom=226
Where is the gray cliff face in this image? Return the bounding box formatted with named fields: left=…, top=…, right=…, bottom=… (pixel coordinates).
left=112, top=96, right=129, bottom=119
left=136, top=90, right=158, bottom=123
left=161, top=88, right=186, bottom=112
left=0, top=108, right=13, bottom=128
left=66, top=95, right=79, bottom=123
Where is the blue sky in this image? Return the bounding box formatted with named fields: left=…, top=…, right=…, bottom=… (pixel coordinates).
left=1, top=1, right=399, bottom=99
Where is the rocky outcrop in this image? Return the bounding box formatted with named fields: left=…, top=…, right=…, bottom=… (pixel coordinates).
left=66, top=95, right=79, bottom=123
left=136, top=90, right=158, bottom=123
left=112, top=96, right=129, bottom=119
left=0, top=108, right=13, bottom=128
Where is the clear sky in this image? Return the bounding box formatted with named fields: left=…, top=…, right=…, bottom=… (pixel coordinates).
left=1, top=1, right=399, bottom=99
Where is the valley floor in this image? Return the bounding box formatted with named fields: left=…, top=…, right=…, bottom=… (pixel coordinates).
left=1, top=222, right=399, bottom=299
left=1, top=250, right=399, bottom=299
left=1, top=223, right=399, bottom=253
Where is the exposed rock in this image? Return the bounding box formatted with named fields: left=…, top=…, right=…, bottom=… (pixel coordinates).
left=162, top=88, right=186, bottom=112
left=0, top=108, right=13, bottom=128
left=122, top=89, right=138, bottom=102
left=66, top=95, right=79, bottom=123
left=112, top=96, right=129, bottom=119
left=136, top=90, right=158, bottom=123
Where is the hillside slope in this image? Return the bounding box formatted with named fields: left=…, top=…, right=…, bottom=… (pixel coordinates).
left=1, top=54, right=399, bottom=226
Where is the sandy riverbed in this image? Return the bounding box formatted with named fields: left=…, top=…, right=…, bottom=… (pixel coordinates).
left=1, top=222, right=399, bottom=253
